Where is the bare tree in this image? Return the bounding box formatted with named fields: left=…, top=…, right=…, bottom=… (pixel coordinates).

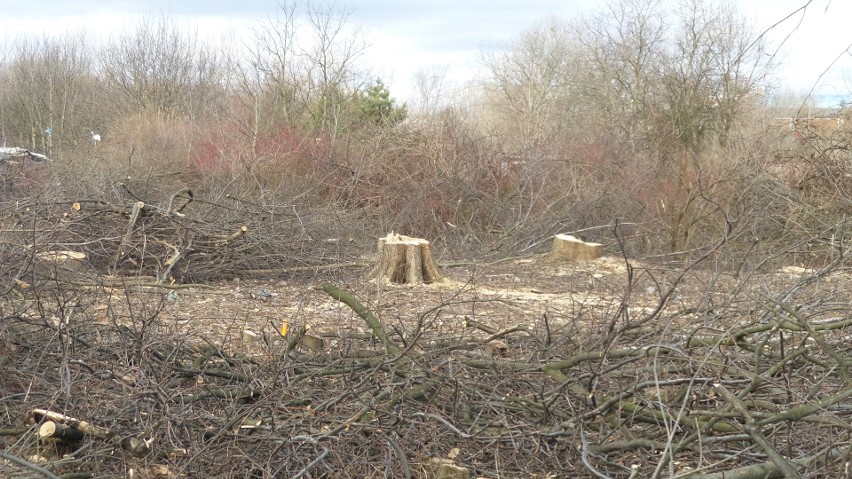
left=663, top=0, right=773, bottom=152
left=412, top=65, right=450, bottom=117
left=243, top=0, right=300, bottom=142
left=578, top=0, right=668, bottom=152
left=0, top=33, right=96, bottom=158
left=243, top=1, right=368, bottom=141
left=480, top=16, right=580, bottom=154
left=299, top=1, right=369, bottom=138
left=472, top=0, right=775, bottom=252
left=101, top=14, right=226, bottom=120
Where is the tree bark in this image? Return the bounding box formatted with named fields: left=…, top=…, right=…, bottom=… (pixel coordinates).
left=28, top=409, right=110, bottom=439
left=38, top=421, right=85, bottom=442
left=370, top=232, right=445, bottom=285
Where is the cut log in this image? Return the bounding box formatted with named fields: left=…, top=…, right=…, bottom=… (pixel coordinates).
left=28, top=409, right=110, bottom=439
left=39, top=421, right=84, bottom=442
left=548, top=234, right=602, bottom=261
left=370, top=232, right=445, bottom=285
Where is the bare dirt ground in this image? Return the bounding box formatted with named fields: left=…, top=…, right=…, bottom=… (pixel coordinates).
left=123, top=256, right=675, bottom=354
left=148, top=255, right=843, bottom=353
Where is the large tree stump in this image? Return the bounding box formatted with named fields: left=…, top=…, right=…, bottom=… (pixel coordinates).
left=370, top=232, right=445, bottom=285
left=548, top=234, right=602, bottom=261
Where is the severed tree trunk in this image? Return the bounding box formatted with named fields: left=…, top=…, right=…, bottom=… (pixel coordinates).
left=28, top=409, right=110, bottom=439
left=370, top=232, right=445, bottom=285
left=548, top=234, right=602, bottom=261
left=35, top=250, right=88, bottom=282
left=38, top=421, right=85, bottom=443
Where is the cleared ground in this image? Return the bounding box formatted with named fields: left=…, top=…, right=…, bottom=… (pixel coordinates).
left=3, top=253, right=850, bottom=478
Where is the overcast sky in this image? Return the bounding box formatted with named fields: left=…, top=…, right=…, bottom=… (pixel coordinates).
left=2, top=0, right=851, bottom=105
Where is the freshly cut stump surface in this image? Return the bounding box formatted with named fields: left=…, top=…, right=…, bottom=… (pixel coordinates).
left=370, top=232, right=445, bottom=285
left=548, top=234, right=602, bottom=261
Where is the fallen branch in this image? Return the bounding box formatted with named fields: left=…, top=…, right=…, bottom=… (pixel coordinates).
left=714, top=384, right=801, bottom=478
left=28, top=409, right=110, bottom=439
left=321, top=283, right=401, bottom=357
left=681, top=445, right=852, bottom=479
left=0, top=451, right=62, bottom=479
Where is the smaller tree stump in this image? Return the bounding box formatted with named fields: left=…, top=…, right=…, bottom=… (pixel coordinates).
left=370, top=232, right=445, bottom=285
left=35, top=250, right=88, bottom=282
left=548, top=234, right=602, bottom=261
left=424, top=458, right=470, bottom=479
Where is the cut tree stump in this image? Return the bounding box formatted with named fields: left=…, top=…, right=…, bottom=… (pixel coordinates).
left=35, top=250, right=88, bottom=282
left=424, top=458, right=470, bottom=479
left=548, top=234, right=602, bottom=261
left=370, top=232, right=445, bottom=285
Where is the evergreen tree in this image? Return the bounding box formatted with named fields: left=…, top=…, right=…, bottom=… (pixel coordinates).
left=357, top=79, right=407, bottom=126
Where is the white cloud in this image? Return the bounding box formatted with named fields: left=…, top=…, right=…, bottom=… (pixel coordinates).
left=741, top=0, right=852, bottom=98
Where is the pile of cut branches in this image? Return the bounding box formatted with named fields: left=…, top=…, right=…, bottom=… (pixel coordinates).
left=2, top=250, right=852, bottom=478
left=0, top=184, right=364, bottom=287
